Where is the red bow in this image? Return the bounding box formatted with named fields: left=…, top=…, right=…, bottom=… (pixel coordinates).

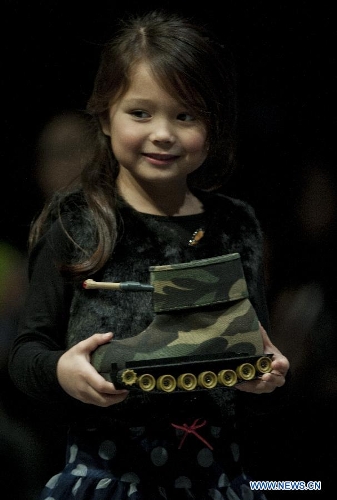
left=171, top=418, right=213, bottom=450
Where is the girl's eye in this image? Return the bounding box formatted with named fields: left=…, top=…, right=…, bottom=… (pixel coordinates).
left=177, top=112, right=195, bottom=122
left=130, top=110, right=150, bottom=119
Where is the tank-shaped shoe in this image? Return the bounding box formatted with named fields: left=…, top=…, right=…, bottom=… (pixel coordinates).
left=87, top=253, right=272, bottom=392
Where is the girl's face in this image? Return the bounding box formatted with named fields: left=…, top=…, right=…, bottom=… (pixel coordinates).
left=101, top=61, right=208, bottom=192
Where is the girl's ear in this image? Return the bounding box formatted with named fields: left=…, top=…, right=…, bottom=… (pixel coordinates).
left=99, top=111, right=111, bottom=136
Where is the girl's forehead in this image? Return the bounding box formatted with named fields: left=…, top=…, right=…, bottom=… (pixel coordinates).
left=123, top=61, right=178, bottom=100
left=128, top=60, right=164, bottom=86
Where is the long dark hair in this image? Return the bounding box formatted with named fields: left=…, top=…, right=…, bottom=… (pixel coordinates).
left=29, top=10, right=237, bottom=279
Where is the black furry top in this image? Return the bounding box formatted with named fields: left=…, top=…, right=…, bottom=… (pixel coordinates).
left=8, top=190, right=269, bottom=428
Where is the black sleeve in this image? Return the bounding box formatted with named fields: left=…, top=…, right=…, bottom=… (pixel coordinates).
left=8, top=221, right=74, bottom=402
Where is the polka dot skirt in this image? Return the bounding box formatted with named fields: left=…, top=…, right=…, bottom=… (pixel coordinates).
left=39, top=418, right=267, bottom=500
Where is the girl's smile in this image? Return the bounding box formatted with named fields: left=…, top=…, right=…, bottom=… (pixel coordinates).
left=142, top=152, right=180, bottom=166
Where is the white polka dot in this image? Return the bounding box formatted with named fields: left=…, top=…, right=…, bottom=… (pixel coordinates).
left=72, top=477, right=82, bottom=495
left=218, top=473, right=230, bottom=488
left=175, top=476, right=192, bottom=489
left=69, top=443, right=78, bottom=463
left=158, top=486, right=167, bottom=498
left=226, top=486, right=240, bottom=500
left=121, top=472, right=140, bottom=484
left=45, top=473, right=61, bottom=489
left=96, top=478, right=112, bottom=489
left=197, top=447, right=214, bottom=467
left=240, top=483, right=254, bottom=500
left=128, top=483, right=139, bottom=496
left=71, top=464, right=88, bottom=476
left=98, top=440, right=117, bottom=460
left=151, top=446, right=168, bottom=466
left=209, top=489, right=225, bottom=500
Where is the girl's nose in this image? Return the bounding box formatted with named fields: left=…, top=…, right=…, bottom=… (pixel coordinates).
left=149, top=119, right=175, bottom=143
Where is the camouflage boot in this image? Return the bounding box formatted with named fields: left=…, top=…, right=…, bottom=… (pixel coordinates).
left=89, top=253, right=272, bottom=393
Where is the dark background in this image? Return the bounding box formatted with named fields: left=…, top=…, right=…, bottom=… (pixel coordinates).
left=1, top=1, right=336, bottom=498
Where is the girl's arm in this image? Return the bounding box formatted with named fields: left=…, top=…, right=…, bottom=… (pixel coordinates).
left=8, top=221, right=128, bottom=406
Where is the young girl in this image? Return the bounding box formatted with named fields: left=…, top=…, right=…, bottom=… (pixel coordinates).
left=9, top=10, right=289, bottom=500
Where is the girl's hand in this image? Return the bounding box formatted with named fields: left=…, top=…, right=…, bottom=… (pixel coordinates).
left=57, top=332, right=129, bottom=406
left=235, top=324, right=290, bottom=394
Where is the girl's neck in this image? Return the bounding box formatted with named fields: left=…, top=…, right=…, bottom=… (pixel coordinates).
left=117, top=178, right=204, bottom=216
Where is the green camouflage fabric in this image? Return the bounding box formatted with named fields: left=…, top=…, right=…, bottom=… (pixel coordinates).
left=90, top=254, right=270, bottom=390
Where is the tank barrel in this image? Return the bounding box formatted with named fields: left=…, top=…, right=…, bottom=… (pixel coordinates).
left=83, top=279, right=154, bottom=292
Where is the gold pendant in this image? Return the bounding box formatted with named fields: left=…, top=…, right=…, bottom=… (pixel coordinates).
left=188, top=228, right=205, bottom=246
